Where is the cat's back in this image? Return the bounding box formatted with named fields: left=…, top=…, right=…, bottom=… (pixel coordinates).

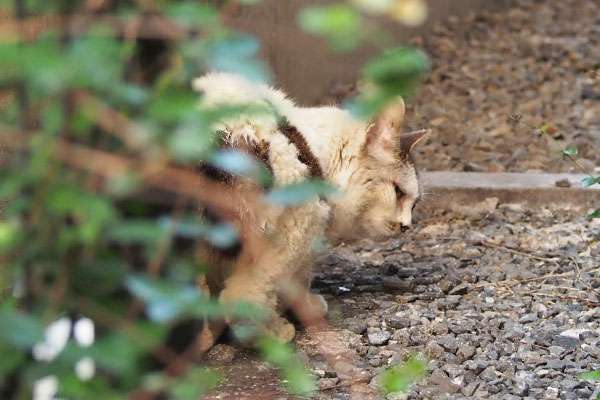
left=193, top=73, right=325, bottom=186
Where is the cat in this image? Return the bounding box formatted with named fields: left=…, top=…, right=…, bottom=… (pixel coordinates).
left=192, top=72, right=428, bottom=345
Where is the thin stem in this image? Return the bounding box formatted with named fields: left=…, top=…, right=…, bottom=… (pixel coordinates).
left=509, top=114, right=596, bottom=179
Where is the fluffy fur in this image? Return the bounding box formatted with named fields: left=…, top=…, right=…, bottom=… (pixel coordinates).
left=193, top=72, right=428, bottom=344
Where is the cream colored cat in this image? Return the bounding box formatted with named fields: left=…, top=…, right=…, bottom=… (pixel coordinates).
left=193, top=72, right=428, bottom=344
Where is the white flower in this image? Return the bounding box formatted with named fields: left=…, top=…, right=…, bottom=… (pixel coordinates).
left=33, top=375, right=58, bottom=400
left=74, top=357, right=96, bottom=381
left=32, top=318, right=72, bottom=362
left=73, top=318, right=95, bottom=347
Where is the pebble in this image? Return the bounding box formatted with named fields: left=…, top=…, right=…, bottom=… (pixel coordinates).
left=205, top=344, right=237, bottom=367
left=368, top=331, right=391, bottom=346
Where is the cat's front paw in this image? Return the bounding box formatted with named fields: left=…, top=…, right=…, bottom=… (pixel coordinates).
left=268, top=317, right=296, bottom=343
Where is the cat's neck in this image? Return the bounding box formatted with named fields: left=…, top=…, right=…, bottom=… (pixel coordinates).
left=287, top=106, right=366, bottom=186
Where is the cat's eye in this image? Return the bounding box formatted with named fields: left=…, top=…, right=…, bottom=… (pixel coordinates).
left=394, top=183, right=405, bottom=199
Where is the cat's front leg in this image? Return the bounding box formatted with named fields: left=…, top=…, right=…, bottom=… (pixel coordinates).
left=220, top=200, right=330, bottom=343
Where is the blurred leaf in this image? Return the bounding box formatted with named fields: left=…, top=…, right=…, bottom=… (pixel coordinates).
left=158, top=216, right=239, bottom=247
left=168, top=367, right=221, bottom=399
left=22, top=34, right=74, bottom=95
left=0, top=304, right=44, bottom=348
left=0, top=220, right=23, bottom=255
left=298, top=4, right=362, bottom=51
left=205, top=35, right=271, bottom=83
left=257, top=337, right=316, bottom=395
left=208, top=149, right=273, bottom=186
left=352, top=47, right=428, bottom=116
left=379, top=355, right=427, bottom=394
left=0, top=343, right=25, bottom=374
left=164, top=3, right=219, bottom=30
left=558, top=147, right=578, bottom=155
left=41, top=102, right=64, bottom=135
left=148, top=88, right=198, bottom=122
left=126, top=275, right=202, bottom=323
left=578, top=370, right=600, bottom=381
left=267, top=179, right=338, bottom=206
left=70, top=28, right=132, bottom=91
left=168, top=114, right=213, bottom=161
left=107, top=219, right=168, bottom=245
left=587, top=209, right=600, bottom=219
left=581, top=177, right=600, bottom=188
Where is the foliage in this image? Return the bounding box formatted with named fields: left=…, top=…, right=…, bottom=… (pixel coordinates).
left=377, top=355, right=428, bottom=395
left=0, top=0, right=428, bottom=398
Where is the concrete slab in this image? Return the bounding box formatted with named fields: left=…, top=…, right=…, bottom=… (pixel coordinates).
left=421, top=171, right=600, bottom=211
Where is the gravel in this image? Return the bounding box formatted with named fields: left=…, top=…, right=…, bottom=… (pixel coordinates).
left=298, top=200, right=599, bottom=399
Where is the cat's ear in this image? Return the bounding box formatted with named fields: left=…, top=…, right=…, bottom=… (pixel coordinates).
left=364, top=97, right=405, bottom=160
left=400, top=129, right=430, bottom=155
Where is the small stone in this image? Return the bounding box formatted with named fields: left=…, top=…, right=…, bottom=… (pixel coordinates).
left=319, top=377, right=339, bottom=389
left=545, top=360, right=567, bottom=371
left=560, top=329, right=596, bottom=340
left=425, top=342, right=446, bottom=360
left=547, top=345, right=565, bottom=356
left=518, top=313, right=537, bottom=323
left=462, top=381, right=480, bottom=397
left=465, top=359, right=489, bottom=374
left=438, top=335, right=458, bottom=354
left=552, top=335, right=582, bottom=349
left=438, top=279, right=455, bottom=294
left=480, top=366, right=498, bottom=381
left=385, top=315, right=411, bottom=329
left=520, top=351, right=545, bottom=366
left=205, top=344, right=237, bottom=366
left=344, top=318, right=368, bottom=335
left=457, top=345, right=476, bottom=360
left=368, top=330, right=392, bottom=346
left=449, top=284, right=470, bottom=295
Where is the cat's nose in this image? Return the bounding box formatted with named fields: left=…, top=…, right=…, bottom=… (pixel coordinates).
left=400, top=225, right=410, bottom=233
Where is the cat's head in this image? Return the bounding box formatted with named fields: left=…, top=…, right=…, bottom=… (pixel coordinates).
left=327, top=98, right=428, bottom=243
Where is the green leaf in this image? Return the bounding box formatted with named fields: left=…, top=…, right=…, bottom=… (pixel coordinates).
left=352, top=47, right=429, bottom=116
left=267, top=179, right=338, bottom=206
left=159, top=216, right=239, bottom=247
left=559, top=147, right=578, bottom=155
left=0, top=304, right=44, bottom=348
left=257, top=337, right=316, bottom=395
left=205, top=35, right=271, bottom=83
left=22, top=34, right=75, bottom=94
left=164, top=3, right=219, bottom=30
left=587, top=209, right=600, bottom=219
left=298, top=4, right=362, bottom=51
left=125, top=275, right=202, bottom=322
left=208, top=149, right=273, bottom=186
left=378, top=355, right=428, bottom=394
left=578, top=370, right=600, bottom=381
left=168, top=367, right=221, bottom=399
left=581, top=177, right=600, bottom=188
left=69, top=28, right=131, bottom=90
left=148, top=88, right=198, bottom=122
left=107, top=219, right=169, bottom=245
left=168, top=114, right=213, bottom=161
left=298, top=4, right=361, bottom=36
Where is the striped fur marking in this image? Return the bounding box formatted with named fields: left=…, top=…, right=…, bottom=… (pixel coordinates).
left=277, top=118, right=324, bottom=180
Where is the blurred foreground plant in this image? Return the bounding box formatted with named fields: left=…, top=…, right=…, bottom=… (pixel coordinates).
left=0, top=0, right=428, bottom=398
